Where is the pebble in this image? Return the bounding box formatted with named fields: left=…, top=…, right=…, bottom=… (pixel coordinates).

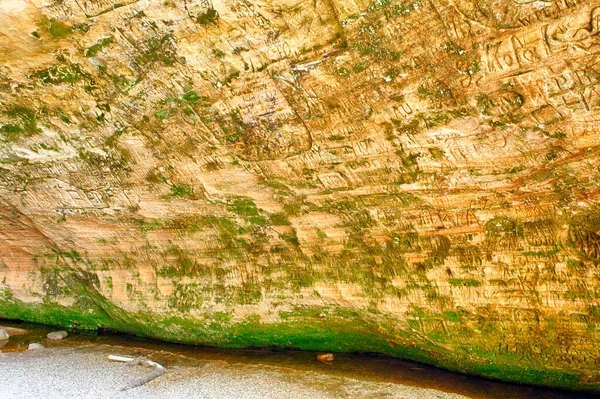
left=47, top=331, right=68, bottom=340
left=28, top=343, right=45, bottom=350
left=0, top=328, right=9, bottom=340
left=317, top=353, right=334, bottom=364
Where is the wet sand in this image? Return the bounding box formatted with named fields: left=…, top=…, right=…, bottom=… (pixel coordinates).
left=0, top=347, right=468, bottom=399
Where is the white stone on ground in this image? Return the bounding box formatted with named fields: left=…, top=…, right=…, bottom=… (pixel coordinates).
left=47, top=331, right=68, bottom=340
left=27, top=343, right=45, bottom=350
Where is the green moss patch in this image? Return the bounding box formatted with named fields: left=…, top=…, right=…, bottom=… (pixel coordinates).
left=37, top=17, right=72, bottom=39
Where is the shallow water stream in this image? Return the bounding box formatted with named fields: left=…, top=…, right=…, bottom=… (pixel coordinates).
left=0, top=319, right=597, bottom=399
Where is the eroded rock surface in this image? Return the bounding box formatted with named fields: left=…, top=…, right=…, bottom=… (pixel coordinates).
left=1, top=0, right=599, bottom=391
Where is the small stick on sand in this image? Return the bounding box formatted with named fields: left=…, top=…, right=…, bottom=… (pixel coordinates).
left=108, top=354, right=166, bottom=391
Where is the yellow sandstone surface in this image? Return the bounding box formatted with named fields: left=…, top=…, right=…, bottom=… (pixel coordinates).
left=1, top=0, right=600, bottom=391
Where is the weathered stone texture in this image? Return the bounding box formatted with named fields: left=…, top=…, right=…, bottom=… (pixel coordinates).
left=1, top=0, right=600, bottom=391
